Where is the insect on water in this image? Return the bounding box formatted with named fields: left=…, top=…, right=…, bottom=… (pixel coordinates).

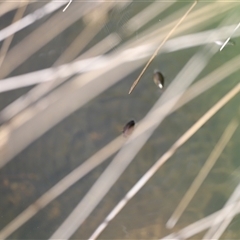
left=153, top=70, right=164, bottom=89
left=123, top=120, right=135, bottom=137
left=128, top=1, right=197, bottom=94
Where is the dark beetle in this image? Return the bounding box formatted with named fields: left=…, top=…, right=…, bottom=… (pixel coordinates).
left=123, top=120, right=135, bottom=137
left=153, top=70, right=164, bottom=89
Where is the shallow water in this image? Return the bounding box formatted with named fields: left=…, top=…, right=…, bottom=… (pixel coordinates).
left=0, top=1, right=240, bottom=239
